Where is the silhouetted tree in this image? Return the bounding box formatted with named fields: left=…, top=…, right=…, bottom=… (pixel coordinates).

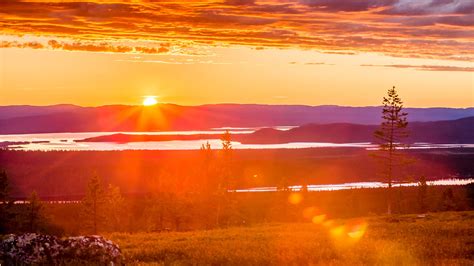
left=374, top=86, right=408, bottom=214
left=220, top=130, right=233, bottom=190
left=0, top=169, right=13, bottom=233
left=440, top=187, right=456, bottom=211
left=168, top=193, right=192, bottom=231
left=418, top=176, right=428, bottom=213
left=25, top=191, right=44, bottom=232
left=200, top=141, right=214, bottom=192
left=81, top=175, right=104, bottom=234
left=467, top=183, right=474, bottom=208
left=215, top=131, right=235, bottom=227
left=0, top=170, right=9, bottom=202
left=145, top=192, right=169, bottom=232
left=104, top=184, right=125, bottom=232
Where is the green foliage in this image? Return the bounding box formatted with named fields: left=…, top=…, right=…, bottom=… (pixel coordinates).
left=440, top=188, right=456, bottom=211
left=0, top=169, right=13, bottom=234
left=81, top=175, right=105, bottom=234
left=199, top=141, right=215, bottom=193
left=467, top=183, right=474, bottom=208
left=0, top=169, right=9, bottom=201
left=104, top=184, right=126, bottom=232
left=24, top=191, right=44, bottom=232
left=418, top=176, right=428, bottom=213
left=221, top=130, right=232, bottom=151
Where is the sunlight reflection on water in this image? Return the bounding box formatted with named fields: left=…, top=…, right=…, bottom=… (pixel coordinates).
left=0, top=130, right=473, bottom=151
left=233, top=179, right=474, bottom=192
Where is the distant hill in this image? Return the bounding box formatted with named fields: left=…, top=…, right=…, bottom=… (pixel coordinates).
left=80, top=116, right=474, bottom=144
left=0, top=104, right=80, bottom=120
left=0, top=104, right=473, bottom=134
left=241, top=116, right=474, bottom=144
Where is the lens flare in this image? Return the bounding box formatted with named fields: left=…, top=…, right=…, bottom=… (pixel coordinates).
left=312, top=214, right=327, bottom=224
left=347, top=220, right=368, bottom=240
left=288, top=193, right=303, bottom=205
left=330, top=225, right=346, bottom=238
left=303, top=207, right=317, bottom=219
left=322, top=219, right=334, bottom=227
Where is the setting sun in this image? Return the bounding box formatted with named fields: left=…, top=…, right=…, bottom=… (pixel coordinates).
left=1, top=0, right=472, bottom=264
left=143, top=96, right=158, bottom=106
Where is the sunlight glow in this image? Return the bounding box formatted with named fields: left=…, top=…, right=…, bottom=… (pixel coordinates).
left=288, top=193, right=303, bottom=205
left=312, top=214, right=327, bottom=224
left=347, top=220, right=368, bottom=240
left=330, top=225, right=346, bottom=238
left=143, top=96, right=158, bottom=106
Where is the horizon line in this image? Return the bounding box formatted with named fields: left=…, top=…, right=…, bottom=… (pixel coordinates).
left=1, top=103, right=473, bottom=109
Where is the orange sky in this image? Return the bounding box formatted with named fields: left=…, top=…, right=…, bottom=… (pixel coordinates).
left=0, top=0, right=473, bottom=107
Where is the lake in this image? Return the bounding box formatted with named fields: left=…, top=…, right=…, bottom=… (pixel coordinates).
left=0, top=129, right=473, bottom=151
left=233, top=178, right=474, bottom=192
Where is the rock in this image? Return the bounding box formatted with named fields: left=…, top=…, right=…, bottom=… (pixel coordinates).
left=61, top=235, right=124, bottom=264
left=0, top=234, right=124, bottom=265
left=0, top=234, right=63, bottom=264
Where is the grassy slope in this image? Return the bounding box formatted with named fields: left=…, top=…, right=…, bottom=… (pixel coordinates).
left=109, top=211, right=474, bottom=265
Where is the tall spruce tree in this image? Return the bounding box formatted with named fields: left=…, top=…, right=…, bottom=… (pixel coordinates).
left=374, top=86, right=409, bottom=214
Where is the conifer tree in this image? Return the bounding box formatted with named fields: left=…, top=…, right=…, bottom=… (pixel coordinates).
left=200, top=141, right=213, bottom=192
left=220, top=130, right=233, bottom=190
left=104, top=184, right=125, bottom=232
left=374, top=86, right=409, bottom=214
left=82, top=175, right=104, bottom=234
left=25, top=191, right=44, bottom=232
left=0, top=170, right=12, bottom=233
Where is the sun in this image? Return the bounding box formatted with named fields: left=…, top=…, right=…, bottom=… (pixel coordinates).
left=142, top=96, right=158, bottom=106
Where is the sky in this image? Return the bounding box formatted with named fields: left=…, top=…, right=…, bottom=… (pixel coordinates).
left=0, top=0, right=473, bottom=107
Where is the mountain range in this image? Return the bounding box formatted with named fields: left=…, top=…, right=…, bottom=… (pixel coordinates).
left=0, top=104, right=473, bottom=134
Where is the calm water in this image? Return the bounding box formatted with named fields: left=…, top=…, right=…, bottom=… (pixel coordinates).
left=0, top=129, right=473, bottom=151
left=233, top=178, right=474, bottom=192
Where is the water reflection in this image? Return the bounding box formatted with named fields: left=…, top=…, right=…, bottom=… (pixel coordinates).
left=233, top=178, right=474, bottom=193
left=1, top=130, right=473, bottom=151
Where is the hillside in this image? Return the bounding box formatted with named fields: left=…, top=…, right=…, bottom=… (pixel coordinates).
left=242, top=116, right=474, bottom=144
left=80, top=116, right=474, bottom=144
left=0, top=104, right=473, bottom=134
left=109, top=212, right=474, bottom=265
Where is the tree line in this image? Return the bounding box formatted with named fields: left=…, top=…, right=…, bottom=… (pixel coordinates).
left=1, top=87, right=473, bottom=235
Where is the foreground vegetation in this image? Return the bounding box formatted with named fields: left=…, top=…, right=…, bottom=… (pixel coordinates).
left=109, top=211, right=474, bottom=265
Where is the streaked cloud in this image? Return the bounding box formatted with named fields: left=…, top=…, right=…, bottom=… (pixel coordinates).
left=0, top=0, right=473, bottom=61
left=361, top=64, right=474, bottom=72
left=1, top=39, right=170, bottom=54
left=289, top=61, right=333, bottom=65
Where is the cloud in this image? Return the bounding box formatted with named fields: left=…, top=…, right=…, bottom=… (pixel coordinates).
left=1, top=39, right=170, bottom=54
left=289, top=61, right=332, bottom=65
left=361, top=64, right=474, bottom=72
left=300, top=0, right=395, bottom=12
left=380, top=0, right=474, bottom=15
left=0, top=0, right=473, bottom=61
left=224, top=0, right=255, bottom=5
left=0, top=41, right=44, bottom=49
